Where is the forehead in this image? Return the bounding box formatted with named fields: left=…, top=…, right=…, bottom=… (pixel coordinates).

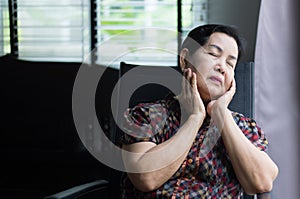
left=205, top=32, right=238, bottom=55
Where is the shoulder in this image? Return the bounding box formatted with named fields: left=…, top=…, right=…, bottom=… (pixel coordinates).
left=125, top=99, right=168, bottom=124
left=124, top=93, right=178, bottom=125
left=231, top=111, right=262, bottom=135
left=231, top=111, right=259, bottom=128
left=120, top=99, right=171, bottom=145
left=231, top=111, right=268, bottom=151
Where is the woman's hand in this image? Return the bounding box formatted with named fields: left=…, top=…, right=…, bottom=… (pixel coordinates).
left=207, top=78, right=236, bottom=130
left=177, top=68, right=206, bottom=121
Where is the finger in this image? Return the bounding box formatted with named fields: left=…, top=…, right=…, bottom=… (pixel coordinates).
left=222, top=78, right=236, bottom=107
left=192, top=72, right=205, bottom=110
left=228, top=78, right=236, bottom=98
left=180, top=69, right=186, bottom=94
left=185, top=68, right=192, bottom=99
left=232, top=78, right=236, bottom=91
left=192, top=72, right=198, bottom=92
left=230, top=78, right=236, bottom=91
left=180, top=69, right=188, bottom=97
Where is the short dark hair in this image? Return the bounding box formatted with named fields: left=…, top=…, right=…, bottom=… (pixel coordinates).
left=181, top=24, right=244, bottom=62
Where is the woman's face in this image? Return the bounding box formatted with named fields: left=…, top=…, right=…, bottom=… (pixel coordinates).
left=180, top=32, right=239, bottom=103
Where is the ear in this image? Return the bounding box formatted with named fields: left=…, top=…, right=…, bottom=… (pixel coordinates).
left=179, top=48, right=190, bottom=72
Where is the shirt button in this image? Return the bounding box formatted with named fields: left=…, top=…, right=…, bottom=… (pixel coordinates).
left=188, top=158, right=193, bottom=164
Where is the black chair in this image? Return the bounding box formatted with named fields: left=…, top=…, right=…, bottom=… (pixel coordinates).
left=45, top=61, right=271, bottom=199
left=117, top=61, right=254, bottom=118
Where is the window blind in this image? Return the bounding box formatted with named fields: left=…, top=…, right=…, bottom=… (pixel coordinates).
left=95, top=0, right=178, bottom=67
left=95, top=0, right=208, bottom=68
left=182, top=0, right=208, bottom=34
left=1, top=0, right=208, bottom=63
left=8, top=0, right=91, bottom=62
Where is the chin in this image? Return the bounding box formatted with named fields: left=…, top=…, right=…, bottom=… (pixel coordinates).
left=209, top=88, right=226, bottom=99
left=199, top=86, right=224, bottom=102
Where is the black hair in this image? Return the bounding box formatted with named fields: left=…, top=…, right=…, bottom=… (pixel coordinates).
left=180, top=24, right=244, bottom=62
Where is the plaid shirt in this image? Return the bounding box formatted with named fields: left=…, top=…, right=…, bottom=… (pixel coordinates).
left=120, top=94, right=268, bottom=199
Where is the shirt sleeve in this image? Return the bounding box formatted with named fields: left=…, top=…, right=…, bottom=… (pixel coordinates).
left=234, top=113, right=268, bottom=152
left=120, top=103, right=158, bottom=145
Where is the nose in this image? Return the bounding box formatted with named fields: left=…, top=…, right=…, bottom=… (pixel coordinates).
left=214, top=61, right=226, bottom=75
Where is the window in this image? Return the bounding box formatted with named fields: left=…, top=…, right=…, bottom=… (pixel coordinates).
left=15, top=0, right=90, bottom=62
left=0, top=0, right=208, bottom=67
left=0, top=0, right=10, bottom=56
left=181, top=0, right=208, bottom=34
left=96, top=0, right=208, bottom=67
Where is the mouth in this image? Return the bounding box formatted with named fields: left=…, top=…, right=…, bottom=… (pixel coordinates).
left=209, top=76, right=222, bottom=85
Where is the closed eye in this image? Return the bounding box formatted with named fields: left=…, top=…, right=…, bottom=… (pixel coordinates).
left=227, top=61, right=234, bottom=68
left=208, top=52, right=218, bottom=57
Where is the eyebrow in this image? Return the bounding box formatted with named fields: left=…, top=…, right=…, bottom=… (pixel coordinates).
left=208, top=44, right=237, bottom=61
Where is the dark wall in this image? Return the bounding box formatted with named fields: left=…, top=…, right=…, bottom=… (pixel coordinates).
left=208, top=0, right=261, bottom=63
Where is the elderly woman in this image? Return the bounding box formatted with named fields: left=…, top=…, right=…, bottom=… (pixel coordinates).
left=120, top=24, right=278, bottom=198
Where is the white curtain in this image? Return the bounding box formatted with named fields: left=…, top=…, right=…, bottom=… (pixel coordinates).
left=254, top=0, right=300, bottom=198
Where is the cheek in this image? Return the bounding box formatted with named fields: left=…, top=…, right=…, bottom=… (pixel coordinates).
left=188, top=65, right=204, bottom=80
left=190, top=63, right=207, bottom=77
left=225, top=72, right=234, bottom=89
left=189, top=55, right=209, bottom=74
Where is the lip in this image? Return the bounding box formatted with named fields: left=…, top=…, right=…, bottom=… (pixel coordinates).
left=209, top=76, right=223, bottom=85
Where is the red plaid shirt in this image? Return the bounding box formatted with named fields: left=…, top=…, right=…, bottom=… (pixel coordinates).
left=120, top=94, right=268, bottom=199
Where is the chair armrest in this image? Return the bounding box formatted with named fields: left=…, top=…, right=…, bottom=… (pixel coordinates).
left=243, top=192, right=271, bottom=199
left=257, top=192, right=271, bottom=199
left=44, top=180, right=109, bottom=199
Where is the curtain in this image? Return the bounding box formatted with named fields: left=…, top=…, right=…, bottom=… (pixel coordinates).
left=254, top=0, right=300, bottom=198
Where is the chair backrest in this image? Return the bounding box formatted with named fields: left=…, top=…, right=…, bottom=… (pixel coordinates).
left=229, top=62, right=254, bottom=118
left=115, top=61, right=255, bottom=150
left=118, top=61, right=254, bottom=117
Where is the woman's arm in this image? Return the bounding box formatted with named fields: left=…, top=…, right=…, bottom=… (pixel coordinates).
left=215, top=109, right=278, bottom=194
left=122, top=69, right=205, bottom=192
left=208, top=80, right=279, bottom=195
left=122, top=113, right=203, bottom=192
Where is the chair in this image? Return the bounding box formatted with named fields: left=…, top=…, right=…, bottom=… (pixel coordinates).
left=117, top=61, right=254, bottom=118
left=44, top=61, right=270, bottom=199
